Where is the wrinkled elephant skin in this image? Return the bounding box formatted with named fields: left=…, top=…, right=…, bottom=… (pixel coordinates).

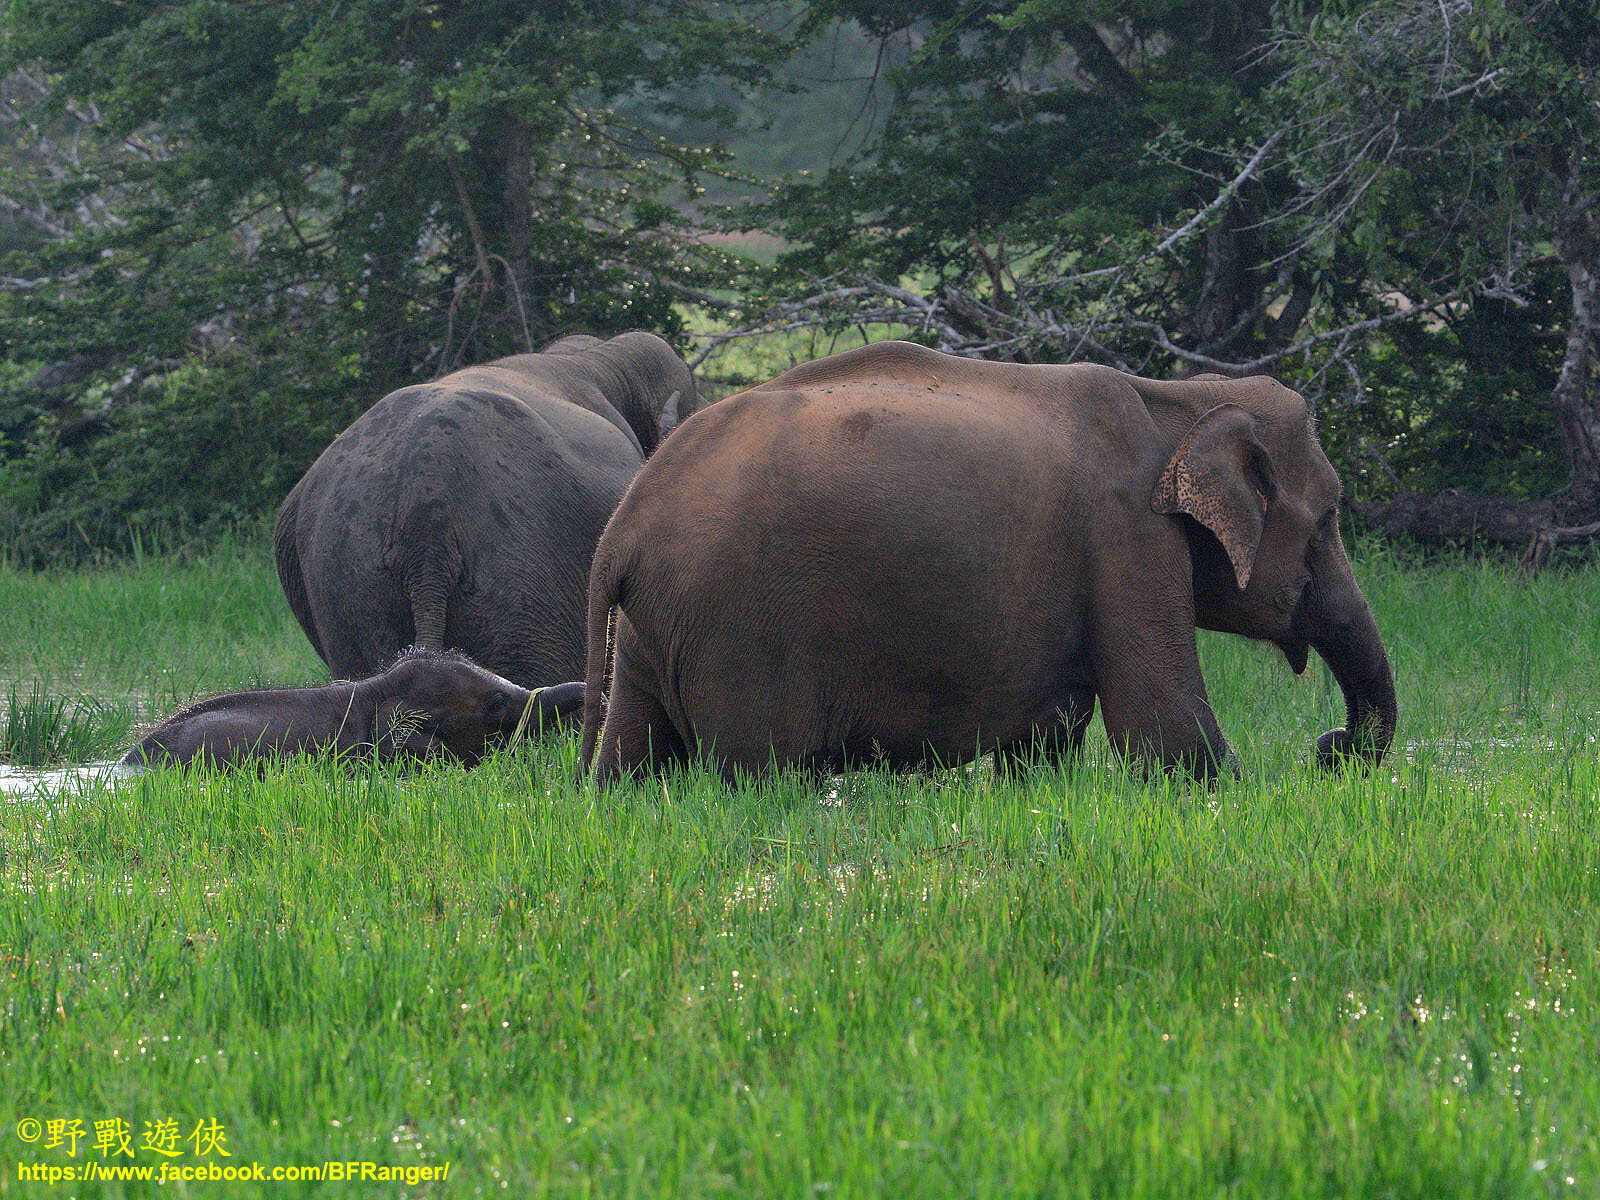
left=274, top=332, right=699, bottom=688
left=580, top=341, right=1396, bottom=783
left=123, top=648, right=584, bottom=770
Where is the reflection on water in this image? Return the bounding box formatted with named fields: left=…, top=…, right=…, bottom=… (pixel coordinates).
left=0, top=759, right=130, bottom=799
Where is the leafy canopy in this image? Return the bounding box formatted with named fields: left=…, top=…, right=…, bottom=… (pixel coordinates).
left=0, top=0, right=779, bottom=561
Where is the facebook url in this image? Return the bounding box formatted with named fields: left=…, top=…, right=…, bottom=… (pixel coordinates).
left=16, top=1160, right=450, bottom=1185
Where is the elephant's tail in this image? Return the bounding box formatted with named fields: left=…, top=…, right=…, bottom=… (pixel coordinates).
left=406, top=579, right=448, bottom=652
left=402, top=547, right=453, bottom=652
left=398, top=500, right=459, bottom=654
left=577, top=550, right=619, bottom=776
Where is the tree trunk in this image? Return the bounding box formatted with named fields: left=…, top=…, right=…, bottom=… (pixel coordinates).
left=1547, top=175, right=1600, bottom=521
left=499, top=110, right=536, bottom=349
left=1062, top=22, right=1141, bottom=106
left=1522, top=154, right=1600, bottom=570
left=1266, top=270, right=1315, bottom=353
left=1190, top=200, right=1256, bottom=356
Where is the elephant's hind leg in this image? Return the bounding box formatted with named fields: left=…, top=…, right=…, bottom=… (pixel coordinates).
left=994, top=689, right=1095, bottom=778
left=273, top=494, right=328, bottom=665
left=593, top=682, right=686, bottom=786
left=592, top=626, right=686, bottom=787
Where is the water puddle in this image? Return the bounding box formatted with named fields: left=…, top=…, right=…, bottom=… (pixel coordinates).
left=1402, top=730, right=1598, bottom=766
left=0, top=759, right=129, bottom=799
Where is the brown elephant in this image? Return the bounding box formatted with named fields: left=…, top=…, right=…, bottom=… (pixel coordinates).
left=122, top=648, right=584, bottom=770
left=579, top=340, right=1396, bottom=783
left=273, top=332, right=699, bottom=689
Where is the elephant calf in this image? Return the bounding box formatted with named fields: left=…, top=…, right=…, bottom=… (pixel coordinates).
left=122, top=648, right=583, bottom=771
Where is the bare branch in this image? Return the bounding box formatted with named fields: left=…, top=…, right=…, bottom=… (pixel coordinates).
left=0, top=190, right=70, bottom=239
left=1030, top=129, right=1284, bottom=291
left=1127, top=290, right=1465, bottom=375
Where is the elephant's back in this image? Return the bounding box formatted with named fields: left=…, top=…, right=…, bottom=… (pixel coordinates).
left=600, top=380, right=1097, bottom=763
left=289, top=381, right=640, bottom=541
left=280, top=379, right=644, bottom=683
left=612, top=377, right=1082, bottom=556
left=312, top=378, right=637, bottom=478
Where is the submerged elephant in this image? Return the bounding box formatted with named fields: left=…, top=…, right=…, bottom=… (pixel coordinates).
left=580, top=340, right=1397, bottom=783
left=122, top=648, right=584, bottom=770
left=274, top=331, right=700, bottom=688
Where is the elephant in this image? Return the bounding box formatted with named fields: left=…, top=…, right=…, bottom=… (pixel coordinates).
left=579, top=340, right=1396, bottom=784
left=273, top=331, right=700, bottom=688
left=122, top=647, right=585, bottom=770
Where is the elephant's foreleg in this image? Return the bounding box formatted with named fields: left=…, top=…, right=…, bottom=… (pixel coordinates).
left=1091, top=592, right=1231, bottom=779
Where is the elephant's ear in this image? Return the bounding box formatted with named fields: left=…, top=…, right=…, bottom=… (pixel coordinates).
left=657, top=389, right=682, bottom=443
left=1151, top=403, right=1275, bottom=590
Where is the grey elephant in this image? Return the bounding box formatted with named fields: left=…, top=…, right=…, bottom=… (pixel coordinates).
left=274, top=332, right=700, bottom=687
left=580, top=340, right=1396, bottom=783
left=122, top=648, right=584, bottom=770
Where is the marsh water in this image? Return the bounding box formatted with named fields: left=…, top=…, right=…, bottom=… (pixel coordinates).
left=0, top=759, right=128, bottom=799
left=0, top=729, right=1587, bottom=802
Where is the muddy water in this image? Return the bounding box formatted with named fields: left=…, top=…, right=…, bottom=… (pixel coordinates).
left=0, top=759, right=131, bottom=799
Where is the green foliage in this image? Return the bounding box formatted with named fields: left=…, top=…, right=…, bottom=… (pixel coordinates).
left=0, top=1, right=781, bottom=562
left=0, top=349, right=365, bottom=566
left=768, top=2, right=1277, bottom=283
left=716, top=0, right=1600, bottom=528
left=0, top=682, right=132, bottom=765
left=2, top=1, right=1597, bottom=560
left=1269, top=0, right=1600, bottom=504
left=1325, top=292, right=1572, bottom=505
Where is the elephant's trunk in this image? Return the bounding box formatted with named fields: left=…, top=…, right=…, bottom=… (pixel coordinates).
left=1294, top=535, right=1397, bottom=768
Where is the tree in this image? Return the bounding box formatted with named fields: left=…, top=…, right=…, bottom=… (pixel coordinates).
left=0, top=1, right=776, bottom=560
left=1268, top=0, right=1600, bottom=564
left=730, top=0, right=1381, bottom=375
left=706, top=0, right=1597, bottom=565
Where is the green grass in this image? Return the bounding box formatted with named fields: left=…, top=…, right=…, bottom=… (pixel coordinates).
left=2, top=541, right=1599, bottom=1196
left=0, top=683, right=134, bottom=767
left=0, top=533, right=325, bottom=712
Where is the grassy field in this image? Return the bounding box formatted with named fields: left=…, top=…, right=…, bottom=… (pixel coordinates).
left=1, top=540, right=1598, bottom=1196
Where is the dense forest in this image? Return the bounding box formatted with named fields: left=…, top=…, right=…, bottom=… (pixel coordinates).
left=1, top=0, right=1596, bottom=567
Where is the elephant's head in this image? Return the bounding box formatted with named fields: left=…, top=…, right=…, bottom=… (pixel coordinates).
left=373, top=649, right=535, bottom=765
left=546, top=330, right=703, bottom=456
left=612, top=330, right=701, bottom=454
left=1152, top=385, right=1397, bottom=767
left=373, top=649, right=586, bottom=765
